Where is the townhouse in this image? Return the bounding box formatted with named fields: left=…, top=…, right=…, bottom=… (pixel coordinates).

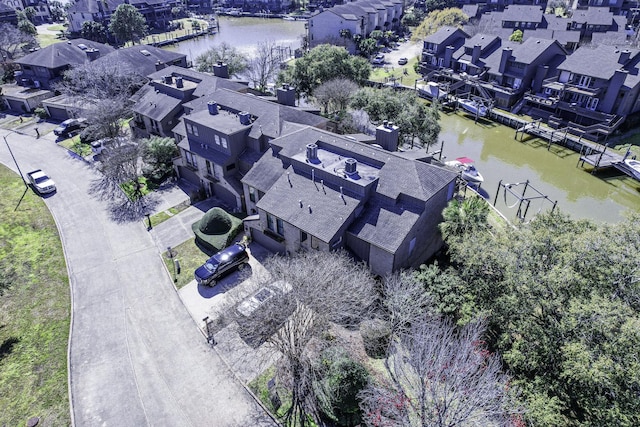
left=307, top=0, right=404, bottom=53
left=0, top=0, right=50, bottom=24
left=171, top=88, right=330, bottom=209
left=241, top=126, right=458, bottom=276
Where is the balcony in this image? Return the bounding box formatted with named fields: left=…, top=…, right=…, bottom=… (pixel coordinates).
left=525, top=93, right=559, bottom=107
left=563, top=82, right=602, bottom=97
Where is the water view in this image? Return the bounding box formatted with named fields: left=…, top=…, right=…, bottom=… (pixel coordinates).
left=167, top=17, right=640, bottom=223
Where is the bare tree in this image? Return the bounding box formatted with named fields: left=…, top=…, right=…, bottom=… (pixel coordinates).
left=236, top=250, right=377, bottom=426
left=360, top=317, right=522, bottom=427
left=245, top=41, right=282, bottom=93
left=0, top=23, right=37, bottom=60
left=313, top=77, right=359, bottom=115
left=382, top=272, right=434, bottom=339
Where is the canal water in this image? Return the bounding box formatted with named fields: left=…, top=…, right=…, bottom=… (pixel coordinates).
left=169, top=17, right=640, bottom=223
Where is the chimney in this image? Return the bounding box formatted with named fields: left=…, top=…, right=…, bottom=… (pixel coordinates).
left=306, top=143, right=318, bottom=162
left=239, top=111, right=251, bottom=125
left=602, top=69, right=628, bottom=113
left=375, top=121, right=399, bottom=152
left=444, top=45, right=455, bottom=68
left=213, top=61, right=229, bottom=78
left=175, top=76, right=184, bottom=88
left=164, top=75, right=173, bottom=85
left=155, top=60, right=165, bottom=71
left=471, top=44, right=481, bottom=64
left=85, top=48, right=100, bottom=61
left=499, top=48, right=512, bottom=74
left=618, top=49, right=631, bottom=65
left=207, top=101, right=218, bottom=115
left=344, top=158, right=357, bottom=175
left=277, top=84, right=296, bottom=106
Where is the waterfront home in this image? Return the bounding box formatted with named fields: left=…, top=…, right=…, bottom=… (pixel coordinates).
left=307, top=0, right=404, bottom=54
left=95, top=45, right=188, bottom=77
left=130, top=66, right=249, bottom=139
left=241, top=126, right=458, bottom=276
left=171, top=88, right=329, bottom=208
left=421, top=26, right=468, bottom=70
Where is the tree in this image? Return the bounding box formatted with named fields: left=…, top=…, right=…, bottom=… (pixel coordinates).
left=236, top=250, right=377, bottom=426
left=0, top=23, right=37, bottom=83
left=141, top=136, right=178, bottom=180
left=108, top=4, right=148, bottom=45
left=313, top=78, right=359, bottom=114
left=313, top=346, right=370, bottom=426
left=350, top=87, right=441, bottom=149
left=509, top=29, right=523, bottom=42
left=48, top=0, right=66, bottom=22
left=438, top=196, right=490, bottom=241
left=424, top=0, right=457, bottom=13
left=245, top=41, right=282, bottom=93
left=412, top=8, right=469, bottom=41
left=278, top=44, right=371, bottom=98
left=195, top=42, right=248, bottom=77
left=401, top=7, right=426, bottom=27
left=16, top=10, right=37, bottom=36
left=81, top=21, right=108, bottom=43
left=440, top=210, right=640, bottom=425
left=357, top=38, right=378, bottom=58
left=360, top=317, right=521, bottom=427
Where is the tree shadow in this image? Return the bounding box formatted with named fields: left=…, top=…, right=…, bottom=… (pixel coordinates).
left=0, top=337, right=20, bottom=361
left=88, top=176, right=160, bottom=223
left=13, top=186, right=29, bottom=211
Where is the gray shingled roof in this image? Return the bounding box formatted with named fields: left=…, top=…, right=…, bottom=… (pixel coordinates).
left=256, top=166, right=361, bottom=243
left=241, top=149, right=284, bottom=192
left=557, top=44, right=640, bottom=84
left=96, top=45, right=186, bottom=77
left=348, top=197, right=420, bottom=253
left=188, top=89, right=328, bottom=139
left=132, top=88, right=182, bottom=121
left=501, top=5, right=544, bottom=23
left=146, top=66, right=248, bottom=97
left=424, top=26, right=467, bottom=45
left=484, top=38, right=561, bottom=73
left=16, top=39, right=114, bottom=68
left=571, top=7, right=614, bottom=26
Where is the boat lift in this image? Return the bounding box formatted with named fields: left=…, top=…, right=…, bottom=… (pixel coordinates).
left=493, top=180, right=557, bottom=222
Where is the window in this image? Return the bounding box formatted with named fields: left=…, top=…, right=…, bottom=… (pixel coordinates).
left=221, top=137, right=228, bottom=149
left=249, top=186, right=257, bottom=202
left=276, top=218, right=284, bottom=236
left=226, top=163, right=236, bottom=172
left=186, top=123, right=199, bottom=136
left=300, top=230, right=307, bottom=242
left=409, top=237, right=416, bottom=256
left=184, top=150, right=197, bottom=169
left=577, top=75, right=592, bottom=88
left=214, top=134, right=220, bottom=145
left=267, top=214, right=275, bottom=232
left=206, top=160, right=213, bottom=176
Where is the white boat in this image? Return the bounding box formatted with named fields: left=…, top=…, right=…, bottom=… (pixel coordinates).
left=623, top=158, right=640, bottom=180
left=445, top=157, right=484, bottom=184
left=282, top=15, right=296, bottom=21
left=458, top=98, right=488, bottom=117
left=417, top=81, right=446, bottom=100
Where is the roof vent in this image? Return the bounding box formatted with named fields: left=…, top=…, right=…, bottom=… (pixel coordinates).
left=175, top=76, right=184, bottom=88
left=207, top=101, right=218, bottom=115
left=239, top=111, right=251, bottom=125
left=164, top=75, right=173, bottom=84
left=345, top=158, right=357, bottom=175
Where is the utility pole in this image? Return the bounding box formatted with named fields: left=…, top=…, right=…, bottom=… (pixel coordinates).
left=3, top=135, right=28, bottom=189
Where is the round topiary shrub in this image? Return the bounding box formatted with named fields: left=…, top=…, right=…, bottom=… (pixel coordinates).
left=198, top=207, right=232, bottom=235
left=360, top=318, right=391, bottom=359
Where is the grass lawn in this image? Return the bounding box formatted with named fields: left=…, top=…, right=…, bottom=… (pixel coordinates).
left=121, top=176, right=157, bottom=200
left=249, top=366, right=292, bottom=421
left=37, top=33, right=64, bottom=48
left=0, top=164, right=70, bottom=426
left=369, top=57, right=420, bottom=88
left=46, top=24, right=65, bottom=32
left=58, top=135, right=92, bottom=157
left=161, top=238, right=210, bottom=289
left=147, top=201, right=191, bottom=228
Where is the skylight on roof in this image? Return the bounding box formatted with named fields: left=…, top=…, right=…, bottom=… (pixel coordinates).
left=140, top=49, right=151, bottom=56
left=77, top=43, right=88, bottom=50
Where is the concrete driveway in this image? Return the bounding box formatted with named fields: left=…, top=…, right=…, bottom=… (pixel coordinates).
left=0, top=123, right=275, bottom=426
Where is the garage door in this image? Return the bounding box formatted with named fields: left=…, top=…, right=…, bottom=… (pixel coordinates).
left=46, top=106, right=69, bottom=121
left=6, top=99, right=25, bottom=112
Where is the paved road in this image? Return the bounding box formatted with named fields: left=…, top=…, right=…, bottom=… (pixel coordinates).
left=0, top=125, right=274, bottom=426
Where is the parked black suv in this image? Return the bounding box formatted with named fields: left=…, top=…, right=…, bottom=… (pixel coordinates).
left=194, top=243, right=249, bottom=286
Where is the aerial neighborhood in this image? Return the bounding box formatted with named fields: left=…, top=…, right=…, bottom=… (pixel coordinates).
left=1, top=0, right=640, bottom=426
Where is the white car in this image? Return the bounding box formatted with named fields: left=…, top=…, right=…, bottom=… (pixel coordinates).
left=372, top=54, right=385, bottom=65
left=27, top=169, right=56, bottom=194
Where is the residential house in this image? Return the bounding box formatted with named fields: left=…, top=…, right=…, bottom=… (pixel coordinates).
left=221, top=0, right=293, bottom=13
left=130, top=66, right=249, bottom=138
left=421, top=26, right=468, bottom=72
left=0, top=0, right=50, bottom=23
left=307, top=0, right=404, bottom=53
left=531, top=45, right=640, bottom=128
left=0, top=2, right=17, bottom=25
left=67, top=0, right=181, bottom=35
left=172, top=88, right=330, bottom=209
left=95, top=44, right=188, bottom=77
left=241, top=126, right=458, bottom=276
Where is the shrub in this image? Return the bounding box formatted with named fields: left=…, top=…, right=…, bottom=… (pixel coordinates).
left=191, top=207, right=243, bottom=252
left=360, top=318, right=391, bottom=359
left=34, top=107, right=48, bottom=119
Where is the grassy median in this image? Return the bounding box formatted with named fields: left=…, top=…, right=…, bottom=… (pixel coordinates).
left=0, top=164, right=71, bottom=426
